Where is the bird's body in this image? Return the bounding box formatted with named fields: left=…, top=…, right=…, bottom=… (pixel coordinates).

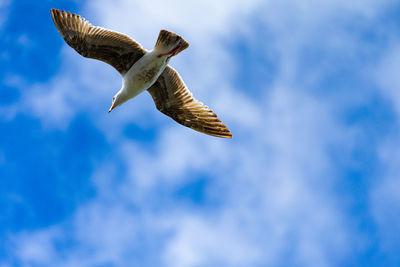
left=122, top=51, right=169, bottom=103
left=51, top=9, right=232, bottom=138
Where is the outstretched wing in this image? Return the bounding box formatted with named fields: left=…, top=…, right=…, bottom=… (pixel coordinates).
left=51, top=9, right=146, bottom=75
left=148, top=66, right=232, bottom=138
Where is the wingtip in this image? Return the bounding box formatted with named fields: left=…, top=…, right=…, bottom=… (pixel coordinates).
left=221, top=132, right=233, bottom=139
left=51, top=8, right=62, bottom=15
left=208, top=129, right=233, bottom=139
left=218, top=128, right=233, bottom=138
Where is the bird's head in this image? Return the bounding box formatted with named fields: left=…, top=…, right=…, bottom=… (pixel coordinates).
left=109, top=91, right=127, bottom=113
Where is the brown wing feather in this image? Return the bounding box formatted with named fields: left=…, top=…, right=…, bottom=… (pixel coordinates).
left=51, top=9, right=146, bottom=74
left=148, top=66, right=232, bottom=138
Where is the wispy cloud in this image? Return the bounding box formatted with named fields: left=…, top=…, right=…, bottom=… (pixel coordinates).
left=3, top=0, right=400, bottom=266
left=370, top=41, right=400, bottom=256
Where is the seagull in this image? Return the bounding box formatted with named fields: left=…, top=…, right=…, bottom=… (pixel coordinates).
left=51, top=9, right=232, bottom=138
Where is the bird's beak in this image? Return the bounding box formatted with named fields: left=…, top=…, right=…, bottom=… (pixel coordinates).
left=108, top=104, right=116, bottom=113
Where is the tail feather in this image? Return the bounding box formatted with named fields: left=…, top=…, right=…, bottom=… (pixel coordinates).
left=154, top=30, right=189, bottom=57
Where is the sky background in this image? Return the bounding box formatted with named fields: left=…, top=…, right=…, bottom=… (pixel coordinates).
left=1, top=0, right=400, bottom=266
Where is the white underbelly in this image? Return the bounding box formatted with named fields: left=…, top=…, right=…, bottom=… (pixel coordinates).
left=123, top=53, right=168, bottom=99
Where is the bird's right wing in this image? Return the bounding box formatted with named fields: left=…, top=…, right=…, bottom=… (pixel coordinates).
left=51, top=9, right=146, bottom=75
left=148, top=66, right=232, bottom=138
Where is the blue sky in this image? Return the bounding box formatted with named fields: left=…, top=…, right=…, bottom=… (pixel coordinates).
left=1, top=0, right=400, bottom=266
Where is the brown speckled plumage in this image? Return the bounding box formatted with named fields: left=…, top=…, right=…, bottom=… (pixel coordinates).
left=148, top=67, right=232, bottom=138
left=155, top=30, right=189, bottom=56
left=51, top=9, right=232, bottom=138
left=51, top=8, right=145, bottom=74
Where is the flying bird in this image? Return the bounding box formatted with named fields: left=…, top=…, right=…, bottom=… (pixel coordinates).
left=50, top=9, right=232, bottom=138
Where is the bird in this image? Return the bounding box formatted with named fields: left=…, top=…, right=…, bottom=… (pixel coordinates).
left=50, top=9, right=232, bottom=138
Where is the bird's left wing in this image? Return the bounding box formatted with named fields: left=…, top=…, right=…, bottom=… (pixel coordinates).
left=51, top=9, right=146, bottom=75
left=148, top=66, right=233, bottom=138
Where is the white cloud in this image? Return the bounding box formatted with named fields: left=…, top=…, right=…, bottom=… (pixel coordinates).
left=5, top=0, right=400, bottom=266
left=11, top=228, right=59, bottom=265
left=369, top=42, right=400, bottom=252
left=8, top=84, right=354, bottom=267
left=375, top=44, right=400, bottom=115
